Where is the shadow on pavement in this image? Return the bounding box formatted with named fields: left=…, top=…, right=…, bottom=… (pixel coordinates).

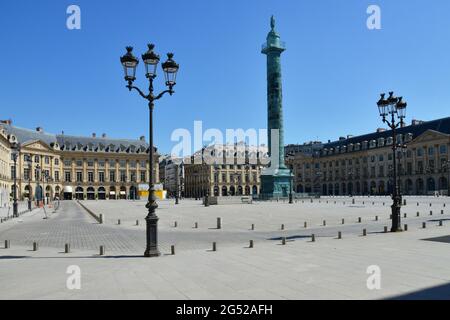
left=388, top=282, right=450, bottom=300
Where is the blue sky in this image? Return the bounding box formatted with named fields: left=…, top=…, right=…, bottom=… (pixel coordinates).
left=1, top=0, right=450, bottom=154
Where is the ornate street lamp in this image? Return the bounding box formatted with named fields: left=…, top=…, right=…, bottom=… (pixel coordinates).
left=120, top=44, right=179, bottom=258
left=377, top=92, right=407, bottom=232
left=11, top=142, right=20, bottom=218
left=27, top=157, right=32, bottom=211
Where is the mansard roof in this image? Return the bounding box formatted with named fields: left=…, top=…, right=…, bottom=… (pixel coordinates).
left=320, top=116, right=450, bottom=156
left=0, top=124, right=156, bottom=154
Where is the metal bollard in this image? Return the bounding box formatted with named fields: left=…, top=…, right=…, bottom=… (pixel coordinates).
left=439, top=220, right=443, bottom=227
left=352, top=199, right=355, bottom=204
left=311, top=234, right=315, bottom=242
left=212, top=242, right=217, bottom=251
left=342, top=218, right=345, bottom=225
left=404, top=224, right=408, bottom=231
left=117, top=219, right=121, bottom=225
left=417, top=202, right=419, bottom=206
left=281, top=224, right=284, bottom=230
left=171, top=245, right=175, bottom=255
left=363, top=229, right=367, bottom=236
left=417, top=212, right=420, bottom=217
left=99, top=214, right=104, bottom=224
left=174, top=221, right=178, bottom=228
left=136, top=220, right=139, bottom=226
left=33, top=242, right=38, bottom=251
left=383, top=202, right=385, bottom=206
left=441, top=210, right=444, bottom=215
left=404, top=213, right=407, bottom=218
left=384, top=226, right=388, bottom=233
left=323, top=220, right=326, bottom=226
left=99, top=245, right=105, bottom=256
left=304, top=222, right=307, bottom=228
left=249, top=240, right=254, bottom=248
left=358, top=217, right=362, bottom=223
left=430, top=203, right=432, bottom=207
left=281, top=237, right=286, bottom=245
left=403, top=199, right=406, bottom=205
left=217, top=217, right=222, bottom=229
left=375, top=216, right=378, bottom=221
left=251, top=224, right=255, bottom=230
left=65, top=243, right=70, bottom=253
left=430, top=211, right=433, bottom=216
left=4, top=240, right=10, bottom=249
left=194, top=222, right=198, bottom=229
left=422, top=222, right=426, bottom=229
left=338, top=231, right=342, bottom=239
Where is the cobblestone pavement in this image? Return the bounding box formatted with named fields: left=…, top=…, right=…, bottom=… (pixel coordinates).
left=1, top=197, right=450, bottom=255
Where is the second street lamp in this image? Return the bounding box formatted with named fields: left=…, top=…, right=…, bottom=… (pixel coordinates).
left=11, top=142, right=20, bottom=218
left=120, top=44, right=179, bottom=258
left=27, top=158, right=32, bottom=211
left=377, top=92, right=407, bottom=232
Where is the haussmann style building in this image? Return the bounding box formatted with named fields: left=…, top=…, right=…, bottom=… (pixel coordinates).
left=286, top=117, right=450, bottom=196
left=0, top=120, right=159, bottom=202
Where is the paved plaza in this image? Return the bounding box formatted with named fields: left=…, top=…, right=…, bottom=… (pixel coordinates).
left=1, top=196, right=450, bottom=299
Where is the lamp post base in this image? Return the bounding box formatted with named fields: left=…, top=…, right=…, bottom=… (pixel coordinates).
left=144, top=214, right=160, bottom=258
left=13, top=203, right=18, bottom=218
left=390, top=201, right=403, bottom=232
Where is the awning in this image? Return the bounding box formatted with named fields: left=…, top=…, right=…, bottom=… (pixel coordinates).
left=120, top=191, right=126, bottom=195
left=63, top=186, right=73, bottom=193
left=109, top=191, right=116, bottom=195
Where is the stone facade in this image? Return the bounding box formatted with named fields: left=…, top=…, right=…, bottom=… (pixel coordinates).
left=1, top=121, right=159, bottom=201
left=184, top=144, right=268, bottom=198
left=286, top=118, right=450, bottom=196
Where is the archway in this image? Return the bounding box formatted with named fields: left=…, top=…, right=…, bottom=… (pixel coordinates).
left=245, top=186, right=250, bottom=195
left=87, top=187, right=95, bottom=200
left=356, top=182, right=361, bottom=195
left=427, top=177, right=436, bottom=194
left=214, top=186, right=219, bottom=196
left=75, top=186, right=84, bottom=200
left=120, top=186, right=127, bottom=199
left=370, top=181, right=376, bottom=195
left=252, top=185, right=258, bottom=195
left=328, top=184, right=333, bottom=195
left=378, top=181, right=385, bottom=195
left=230, top=186, right=236, bottom=196
left=237, top=186, right=243, bottom=195
left=296, top=184, right=304, bottom=193
left=109, top=186, right=116, bottom=200
left=98, top=187, right=106, bottom=200
left=129, top=185, right=137, bottom=200
left=222, top=186, right=227, bottom=196
left=322, top=184, right=327, bottom=195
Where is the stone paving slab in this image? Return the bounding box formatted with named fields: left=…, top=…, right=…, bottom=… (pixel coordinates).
left=1, top=222, right=450, bottom=300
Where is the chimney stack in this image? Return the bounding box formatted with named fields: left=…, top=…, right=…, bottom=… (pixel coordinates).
left=140, top=135, right=146, bottom=141
left=102, top=133, right=107, bottom=138
left=36, top=127, right=43, bottom=132
left=92, top=133, right=96, bottom=138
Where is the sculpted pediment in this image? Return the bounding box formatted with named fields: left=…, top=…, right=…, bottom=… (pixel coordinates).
left=410, top=130, right=449, bottom=144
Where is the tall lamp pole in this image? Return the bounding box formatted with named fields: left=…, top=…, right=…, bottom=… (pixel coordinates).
left=11, top=142, right=20, bottom=218
left=27, top=158, right=32, bottom=211
left=120, top=44, right=179, bottom=257
left=377, top=92, right=407, bottom=232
